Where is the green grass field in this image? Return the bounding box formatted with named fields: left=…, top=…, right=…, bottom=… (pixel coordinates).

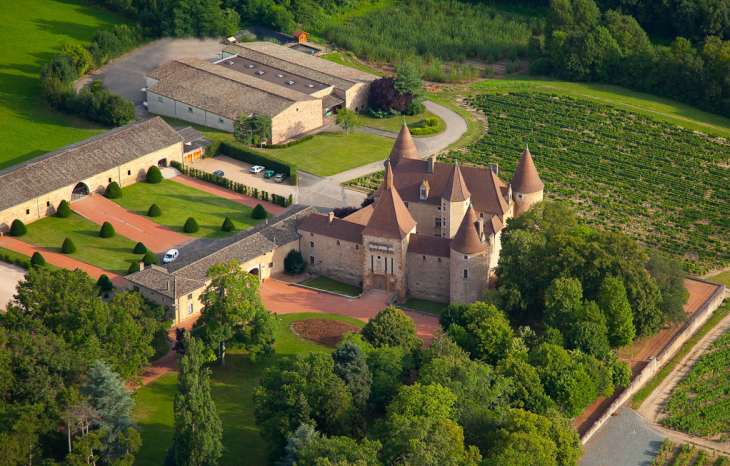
left=359, top=111, right=445, bottom=136
left=261, top=132, right=395, bottom=176
left=0, top=246, right=61, bottom=271
left=321, top=52, right=384, bottom=77
left=156, top=116, right=235, bottom=144
left=22, top=213, right=140, bottom=275
left=0, top=0, right=131, bottom=171
left=708, top=271, right=730, bottom=288
left=132, top=313, right=366, bottom=465
left=302, top=276, right=363, bottom=297
left=400, top=298, right=448, bottom=315
left=113, top=180, right=266, bottom=239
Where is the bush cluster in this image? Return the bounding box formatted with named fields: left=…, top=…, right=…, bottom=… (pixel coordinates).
left=264, top=135, right=313, bottom=149
left=97, top=274, right=113, bottom=292
left=218, top=141, right=297, bottom=185
left=284, top=249, right=306, bottom=274
left=179, top=165, right=291, bottom=208
left=0, top=251, right=31, bottom=270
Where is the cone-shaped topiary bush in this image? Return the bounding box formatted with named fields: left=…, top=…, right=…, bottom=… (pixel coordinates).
left=221, top=216, right=235, bottom=232
left=61, top=237, right=77, bottom=254
left=252, top=203, right=267, bottom=219
left=97, top=274, right=113, bottom=292
left=30, top=252, right=45, bottom=267
left=147, top=203, right=162, bottom=217
left=146, top=166, right=163, bottom=183
left=10, top=219, right=27, bottom=237
left=99, top=221, right=116, bottom=238
left=56, top=200, right=72, bottom=218
left=128, top=261, right=140, bottom=274
left=142, top=251, right=158, bottom=265
left=183, top=217, right=199, bottom=233
left=133, top=242, right=147, bottom=254
left=104, top=181, right=122, bottom=199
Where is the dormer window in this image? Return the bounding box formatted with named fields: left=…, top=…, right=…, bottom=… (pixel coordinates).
left=420, top=180, right=430, bottom=201
left=285, top=80, right=295, bottom=85
left=255, top=70, right=265, bottom=75
left=245, top=64, right=254, bottom=68
left=305, top=83, right=314, bottom=88
left=275, top=74, right=284, bottom=78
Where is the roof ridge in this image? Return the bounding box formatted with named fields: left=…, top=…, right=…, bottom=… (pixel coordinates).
left=441, top=161, right=471, bottom=202
left=450, top=205, right=489, bottom=254
left=511, top=146, right=544, bottom=194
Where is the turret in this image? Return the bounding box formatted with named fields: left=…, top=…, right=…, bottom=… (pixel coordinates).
left=510, top=144, right=544, bottom=217
left=449, top=204, right=491, bottom=304
left=441, top=161, right=471, bottom=238
left=388, top=119, right=420, bottom=167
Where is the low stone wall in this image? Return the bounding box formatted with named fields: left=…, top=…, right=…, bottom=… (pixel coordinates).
left=580, top=279, right=727, bottom=444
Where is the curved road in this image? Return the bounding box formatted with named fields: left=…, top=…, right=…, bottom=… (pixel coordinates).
left=296, top=100, right=468, bottom=209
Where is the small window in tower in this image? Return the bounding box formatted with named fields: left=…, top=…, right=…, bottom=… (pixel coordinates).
left=128, top=170, right=131, bottom=175
left=422, top=255, right=426, bottom=261
left=480, top=212, right=484, bottom=218
left=269, top=262, right=274, bottom=268
left=310, top=256, right=315, bottom=264
left=518, top=194, right=523, bottom=200
left=404, top=202, right=409, bottom=208
left=46, top=201, right=50, bottom=207
left=108, top=177, right=112, bottom=183
left=26, top=209, right=30, bottom=215
left=463, top=269, right=469, bottom=280
left=310, top=241, right=314, bottom=248
left=437, top=206, right=441, bottom=211
left=464, top=255, right=468, bottom=260
left=337, top=240, right=341, bottom=246
left=438, top=258, right=442, bottom=263
left=435, top=218, right=442, bottom=228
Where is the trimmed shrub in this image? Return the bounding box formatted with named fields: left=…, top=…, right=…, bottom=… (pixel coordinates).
left=148, top=203, right=162, bottom=217
left=56, top=200, right=72, bottom=218
left=128, top=261, right=140, bottom=274
left=183, top=217, right=199, bottom=233
left=9, top=219, right=27, bottom=237
left=221, top=216, right=235, bottom=232
left=97, top=274, right=113, bottom=292
left=133, top=242, right=147, bottom=254
left=252, top=204, right=267, bottom=220
left=284, top=249, right=306, bottom=274
left=99, top=221, right=116, bottom=238
left=142, top=251, right=158, bottom=265
left=104, top=181, right=122, bottom=199
left=424, top=116, right=439, bottom=127
left=30, top=252, right=46, bottom=267
left=61, top=237, right=77, bottom=254
left=146, top=166, right=163, bottom=183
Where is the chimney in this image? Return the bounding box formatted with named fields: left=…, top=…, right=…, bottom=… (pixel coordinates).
left=476, top=218, right=484, bottom=240
left=166, top=281, right=170, bottom=291
left=139, top=262, right=144, bottom=271
left=328, top=211, right=334, bottom=225
left=428, top=155, right=435, bottom=174
left=488, top=162, right=498, bottom=176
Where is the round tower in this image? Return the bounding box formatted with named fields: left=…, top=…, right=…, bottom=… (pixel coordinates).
left=449, top=204, right=491, bottom=304
left=510, top=144, right=544, bottom=217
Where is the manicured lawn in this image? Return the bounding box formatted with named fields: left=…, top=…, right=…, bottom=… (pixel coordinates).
left=260, top=132, right=394, bottom=176
left=132, top=313, right=365, bottom=466
left=0, top=247, right=61, bottom=271
left=321, top=51, right=384, bottom=77
left=0, top=0, right=131, bottom=171
left=113, top=180, right=266, bottom=239
left=302, top=276, right=363, bottom=297
left=22, top=213, right=140, bottom=275
left=401, top=297, right=448, bottom=315
left=359, top=111, right=446, bottom=136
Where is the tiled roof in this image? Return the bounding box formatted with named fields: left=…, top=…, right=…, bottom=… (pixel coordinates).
left=147, top=59, right=317, bottom=119
left=389, top=122, right=420, bottom=167
left=343, top=204, right=374, bottom=225
left=177, top=127, right=204, bottom=143
left=125, top=265, right=205, bottom=299
left=441, top=162, right=471, bottom=202
left=511, top=146, right=544, bottom=194
left=297, top=212, right=365, bottom=243
left=408, top=234, right=451, bottom=258
left=0, top=118, right=183, bottom=213
left=322, top=94, right=345, bottom=110
left=450, top=205, right=489, bottom=254
left=486, top=214, right=503, bottom=237
left=362, top=163, right=417, bottom=240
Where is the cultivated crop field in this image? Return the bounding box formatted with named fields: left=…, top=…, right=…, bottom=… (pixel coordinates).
left=662, top=331, right=730, bottom=439
left=652, top=439, right=728, bottom=466
left=450, top=92, right=729, bottom=273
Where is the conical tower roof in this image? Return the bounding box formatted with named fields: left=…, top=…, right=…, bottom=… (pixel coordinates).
left=511, top=145, right=544, bottom=194
left=362, top=161, right=417, bottom=240
left=450, top=204, right=489, bottom=254
left=442, top=161, right=471, bottom=202
left=388, top=120, right=420, bottom=167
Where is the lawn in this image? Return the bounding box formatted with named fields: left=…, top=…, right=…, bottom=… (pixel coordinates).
left=320, top=51, right=384, bottom=77
left=708, top=271, right=730, bottom=288
left=400, top=297, right=448, bottom=315
left=0, top=246, right=61, bottom=271
left=156, top=115, right=234, bottom=144
left=0, top=0, right=131, bottom=171
left=358, top=111, right=445, bottom=136
left=302, top=276, right=363, bottom=297
left=22, top=213, right=140, bottom=275
left=259, top=132, right=395, bottom=176
left=132, top=313, right=366, bottom=466
left=113, top=180, right=266, bottom=239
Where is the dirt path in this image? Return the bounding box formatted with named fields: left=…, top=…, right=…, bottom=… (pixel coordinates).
left=172, top=175, right=288, bottom=215
left=72, top=196, right=194, bottom=253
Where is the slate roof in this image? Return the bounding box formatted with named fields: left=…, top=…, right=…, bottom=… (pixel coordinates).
left=407, top=234, right=451, bottom=258
left=125, top=265, right=205, bottom=299
left=297, top=212, right=366, bottom=243
left=0, top=117, right=183, bottom=213
left=442, top=162, right=471, bottom=202
left=451, top=205, right=489, bottom=254
left=389, top=122, right=420, bottom=167
left=362, top=162, right=417, bottom=240
left=147, top=59, right=317, bottom=119
left=177, top=127, right=205, bottom=143
left=511, top=146, right=544, bottom=194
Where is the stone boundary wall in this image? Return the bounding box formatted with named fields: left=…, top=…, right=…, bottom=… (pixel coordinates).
left=580, top=278, right=727, bottom=444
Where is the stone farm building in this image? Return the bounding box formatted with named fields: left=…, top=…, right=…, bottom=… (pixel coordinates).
left=0, top=117, right=194, bottom=233
left=145, top=41, right=377, bottom=144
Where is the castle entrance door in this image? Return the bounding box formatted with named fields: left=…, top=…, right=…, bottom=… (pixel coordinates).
left=373, top=275, right=387, bottom=291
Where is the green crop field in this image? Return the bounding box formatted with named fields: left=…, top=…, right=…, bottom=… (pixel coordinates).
left=0, top=0, right=130, bottom=171
left=651, top=439, right=728, bottom=466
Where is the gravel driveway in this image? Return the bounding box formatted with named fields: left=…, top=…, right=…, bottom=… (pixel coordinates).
left=580, top=408, right=664, bottom=466
left=0, top=262, right=25, bottom=310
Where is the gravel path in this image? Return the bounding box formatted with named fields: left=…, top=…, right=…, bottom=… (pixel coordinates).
left=0, top=261, right=25, bottom=310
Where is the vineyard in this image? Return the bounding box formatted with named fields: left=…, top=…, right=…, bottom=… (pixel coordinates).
left=652, top=439, right=729, bottom=466
left=662, top=330, right=730, bottom=438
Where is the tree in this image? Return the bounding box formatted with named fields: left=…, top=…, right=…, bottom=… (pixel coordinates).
left=367, top=77, right=412, bottom=113
left=57, top=200, right=72, bottom=218
left=169, top=334, right=223, bottom=466
left=544, top=277, right=584, bottom=331
left=148, top=203, right=162, bottom=217
left=361, top=306, right=422, bottom=351
left=221, top=216, right=235, bottom=232
left=99, top=221, right=116, bottom=238
left=497, top=356, right=555, bottom=414
left=296, top=434, right=381, bottom=466
left=597, top=277, right=635, bottom=348
left=363, top=344, right=412, bottom=411
left=332, top=342, right=372, bottom=410
left=250, top=114, right=272, bottom=147
left=447, top=303, right=514, bottom=365
left=142, top=251, right=158, bottom=265
left=193, top=260, right=278, bottom=366
left=162, top=0, right=225, bottom=37
left=284, top=249, right=305, bottom=274
left=9, top=219, right=27, bottom=237
left=97, top=274, right=113, bottom=293
left=233, top=113, right=251, bottom=144
left=252, top=203, right=267, bottom=220
left=335, top=108, right=361, bottom=136
left=277, top=422, right=317, bottom=466
left=566, top=319, right=610, bottom=361
left=394, top=61, right=425, bottom=101
left=647, top=252, right=689, bottom=326
left=221, top=8, right=241, bottom=37
left=104, top=181, right=122, bottom=199
left=146, top=166, right=163, bottom=183
left=183, top=217, right=200, bottom=233
left=30, top=252, right=45, bottom=267
left=62, top=237, right=77, bottom=254
left=387, top=383, right=456, bottom=420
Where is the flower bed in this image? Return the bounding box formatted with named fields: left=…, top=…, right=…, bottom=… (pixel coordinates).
left=290, top=318, right=362, bottom=346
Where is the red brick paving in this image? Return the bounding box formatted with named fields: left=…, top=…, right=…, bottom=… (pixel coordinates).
left=172, top=175, right=288, bottom=215
left=72, top=195, right=193, bottom=253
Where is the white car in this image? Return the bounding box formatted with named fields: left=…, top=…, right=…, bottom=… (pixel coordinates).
left=250, top=165, right=265, bottom=174
left=163, top=249, right=179, bottom=264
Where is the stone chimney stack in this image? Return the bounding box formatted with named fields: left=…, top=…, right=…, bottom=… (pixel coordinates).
left=488, top=162, right=498, bottom=176
left=428, top=155, right=435, bottom=174
left=166, top=281, right=170, bottom=291
left=139, top=262, right=144, bottom=271
left=477, top=217, right=484, bottom=240
left=328, top=211, right=334, bottom=224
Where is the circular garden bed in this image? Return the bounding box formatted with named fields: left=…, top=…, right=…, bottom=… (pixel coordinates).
left=291, top=318, right=362, bottom=346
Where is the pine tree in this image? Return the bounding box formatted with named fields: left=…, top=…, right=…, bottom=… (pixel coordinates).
left=133, top=242, right=147, bottom=254
left=332, top=342, right=372, bottom=410
left=170, top=335, right=223, bottom=466
left=598, top=277, right=636, bottom=349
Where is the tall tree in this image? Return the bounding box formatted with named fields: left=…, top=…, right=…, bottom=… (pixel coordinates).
left=250, top=114, right=272, bottom=147
left=544, top=278, right=584, bottom=332
left=169, top=334, right=223, bottom=466
left=646, top=252, right=689, bottom=325
left=332, top=342, right=372, bottom=410
left=448, top=303, right=514, bottom=365
left=361, top=307, right=422, bottom=351
left=233, top=113, right=251, bottom=145
left=597, top=277, right=636, bottom=348
left=394, top=61, right=425, bottom=100
left=335, top=108, right=362, bottom=136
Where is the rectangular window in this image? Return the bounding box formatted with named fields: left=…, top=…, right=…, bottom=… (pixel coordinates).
left=336, top=240, right=340, bottom=246
left=158, top=97, right=163, bottom=103
left=133, top=286, right=140, bottom=292
left=463, top=269, right=469, bottom=280
left=188, top=293, right=193, bottom=300
left=480, top=212, right=484, bottom=218
left=188, top=303, right=194, bottom=315
left=464, top=255, right=468, bottom=260
left=108, top=177, right=112, bottom=183
left=518, top=194, right=523, bottom=200
left=438, top=258, right=442, bottom=263
left=310, top=256, right=315, bottom=265
left=128, top=170, right=131, bottom=175
left=188, top=107, right=193, bottom=113
left=269, top=262, right=274, bottom=268
left=422, top=255, right=426, bottom=261
left=25, top=209, right=29, bottom=215
left=310, top=241, right=314, bottom=248
left=46, top=201, right=50, bottom=207
left=391, top=258, right=394, bottom=276
left=355, top=244, right=359, bottom=250
left=219, top=118, right=224, bottom=124
left=371, top=255, right=374, bottom=272
left=437, top=206, right=441, bottom=211
left=435, top=218, right=442, bottom=228
left=385, top=257, right=387, bottom=273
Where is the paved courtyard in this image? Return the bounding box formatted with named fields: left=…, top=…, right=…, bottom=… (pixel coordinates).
left=187, top=156, right=296, bottom=201
left=0, top=261, right=25, bottom=310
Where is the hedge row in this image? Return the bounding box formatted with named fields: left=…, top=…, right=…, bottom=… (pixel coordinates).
left=0, top=251, right=31, bottom=270
left=218, top=141, right=297, bottom=186
left=263, top=134, right=313, bottom=149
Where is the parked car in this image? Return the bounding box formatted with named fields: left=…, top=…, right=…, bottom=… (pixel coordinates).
left=274, top=173, right=287, bottom=183
left=213, top=170, right=225, bottom=177
left=264, top=170, right=275, bottom=179
left=250, top=165, right=265, bottom=174
left=163, top=249, right=179, bottom=264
